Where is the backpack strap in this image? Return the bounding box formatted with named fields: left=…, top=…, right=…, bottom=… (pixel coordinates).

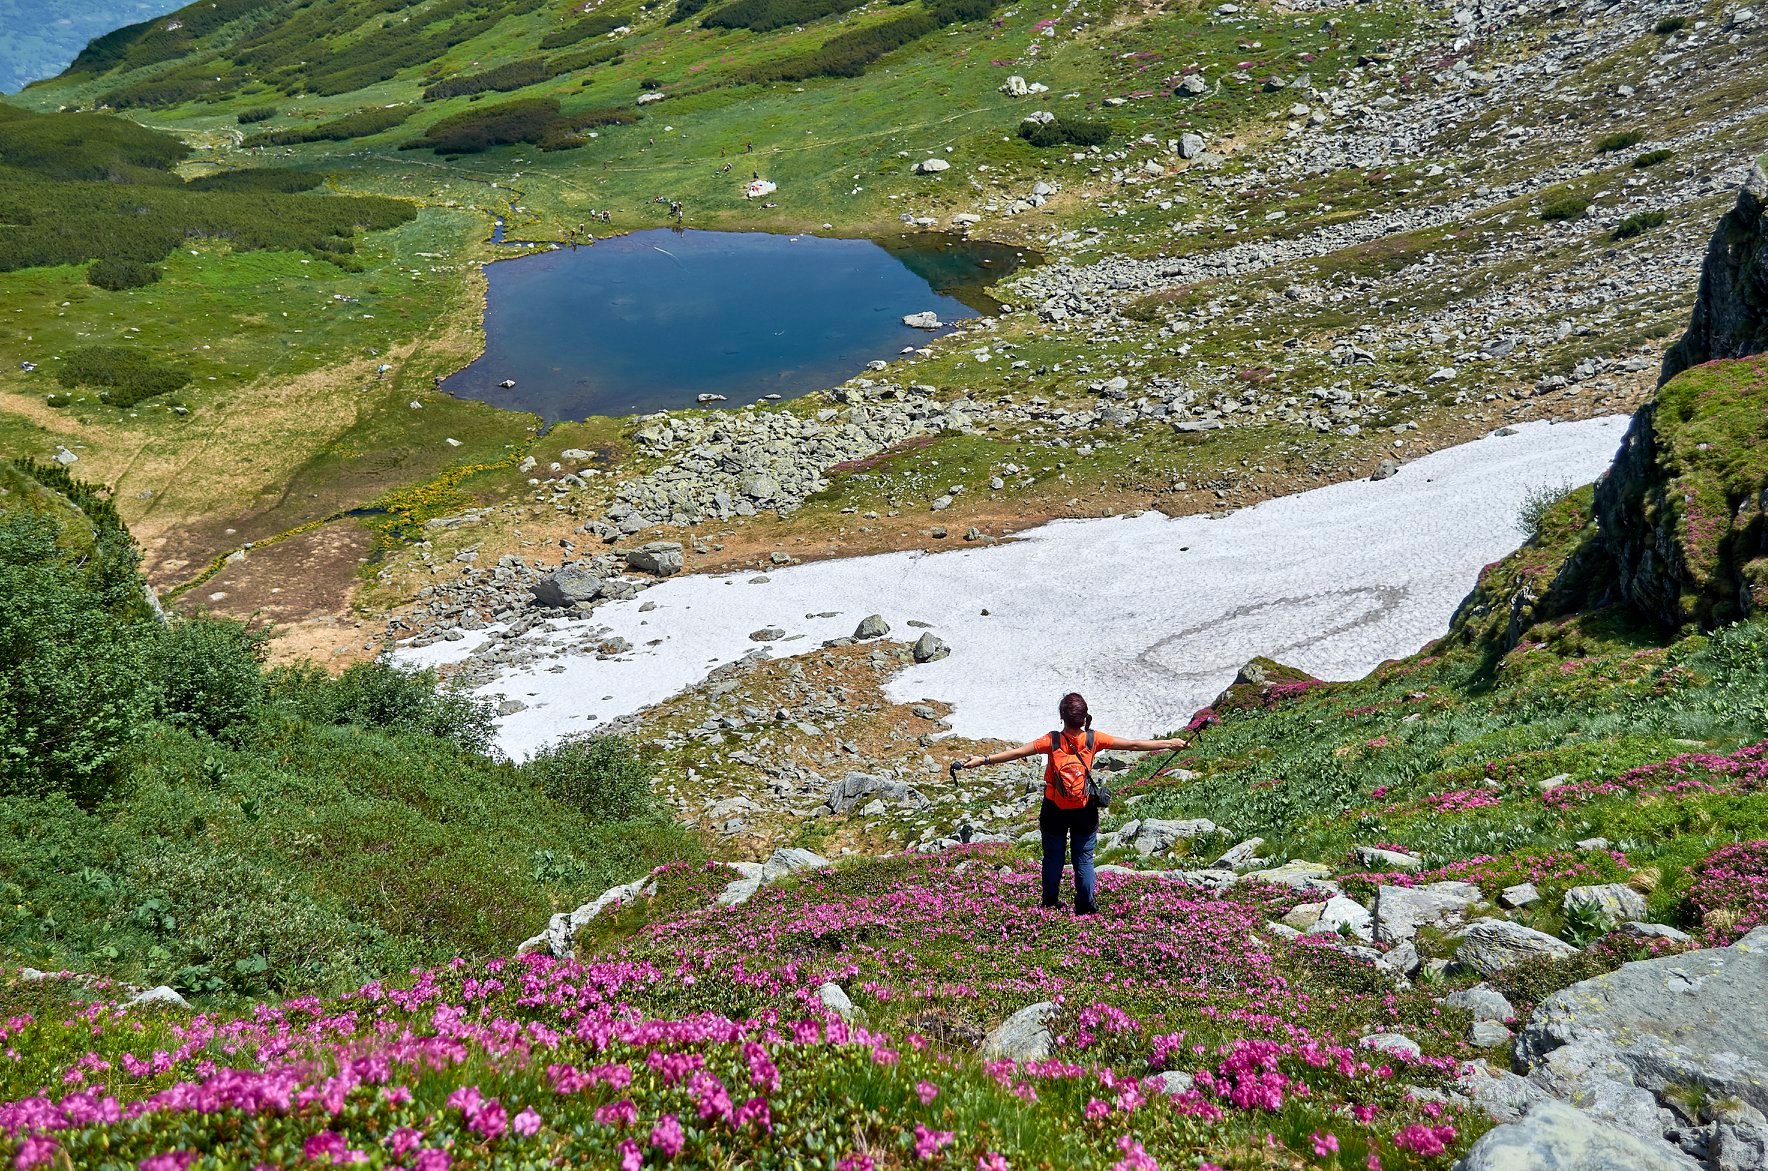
left=1049, top=730, right=1062, bottom=754
left=1085, top=729, right=1095, bottom=754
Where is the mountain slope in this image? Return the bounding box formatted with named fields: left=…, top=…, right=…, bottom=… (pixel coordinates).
left=0, top=0, right=183, bottom=93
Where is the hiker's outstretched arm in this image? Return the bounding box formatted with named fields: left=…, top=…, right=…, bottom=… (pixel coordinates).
left=1113, top=736, right=1193, bottom=752
left=956, top=740, right=1044, bottom=770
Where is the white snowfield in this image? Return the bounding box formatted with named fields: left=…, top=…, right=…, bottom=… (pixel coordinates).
left=399, top=416, right=1628, bottom=759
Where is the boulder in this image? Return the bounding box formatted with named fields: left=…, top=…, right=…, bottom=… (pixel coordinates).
left=826, top=772, right=929, bottom=814
left=1244, top=860, right=1336, bottom=892
left=1358, top=1032, right=1421, bottom=1060
left=818, top=982, right=859, bottom=1021
left=1355, top=845, right=1423, bottom=871
left=625, top=542, right=683, bottom=576
left=1500, top=882, right=1541, bottom=909
left=761, top=847, right=830, bottom=882
left=1445, top=984, right=1515, bottom=1023
left=124, top=985, right=190, bottom=1011
left=902, top=311, right=942, bottom=329
left=519, top=875, right=658, bottom=957
left=1148, top=1070, right=1194, bottom=1095
left=914, top=158, right=951, bottom=175
left=530, top=564, right=604, bottom=607
left=1661, top=160, right=1768, bottom=382
left=1515, top=926, right=1768, bottom=1133
left=1449, top=1100, right=1700, bottom=1171
left=1178, top=131, right=1207, bottom=159
left=999, top=75, right=1031, bottom=96
left=1129, top=818, right=1218, bottom=856
left=1373, top=881, right=1483, bottom=945
left=1312, top=894, right=1374, bottom=941
left=1562, top=883, right=1648, bottom=927
left=1177, top=73, right=1208, bottom=95
left=1456, top=1060, right=1555, bottom=1124
left=1455, top=918, right=1578, bottom=976
left=854, top=614, right=890, bottom=639
left=912, top=632, right=950, bottom=662
left=1214, top=837, right=1266, bottom=869
left=980, top=1001, right=1056, bottom=1062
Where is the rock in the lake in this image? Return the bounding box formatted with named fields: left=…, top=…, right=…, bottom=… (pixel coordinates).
left=530, top=564, right=604, bottom=607
left=902, top=311, right=942, bottom=329
left=1449, top=1100, right=1699, bottom=1171
left=980, top=1001, right=1057, bottom=1062
left=1455, top=918, right=1579, bottom=976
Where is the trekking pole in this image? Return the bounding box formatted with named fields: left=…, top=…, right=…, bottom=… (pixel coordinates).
left=1149, top=713, right=1218, bottom=780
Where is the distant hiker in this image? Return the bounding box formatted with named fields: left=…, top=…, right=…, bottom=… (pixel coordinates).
left=954, top=693, right=1197, bottom=914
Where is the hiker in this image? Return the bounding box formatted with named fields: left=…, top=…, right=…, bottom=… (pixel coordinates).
left=954, top=693, right=1198, bottom=914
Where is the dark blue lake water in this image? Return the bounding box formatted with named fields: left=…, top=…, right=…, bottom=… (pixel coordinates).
left=441, top=229, right=1025, bottom=421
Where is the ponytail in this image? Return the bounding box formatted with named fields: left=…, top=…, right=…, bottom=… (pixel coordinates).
left=1058, top=692, right=1090, bottom=731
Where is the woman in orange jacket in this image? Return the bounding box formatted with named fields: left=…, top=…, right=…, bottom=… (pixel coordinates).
left=954, top=693, right=1197, bottom=914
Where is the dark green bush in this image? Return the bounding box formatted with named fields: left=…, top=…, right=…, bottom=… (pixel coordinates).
left=0, top=512, right=154, bottom=801
left=1654, top=14, right=1689, bottom=33
left=523, top=734, right=658, bottom=821
left=540, top=11, right=628, bottom=46
left=735, top=0, right=998, bottom=83
left=1539, top=190, right=1589, bottom=221
left=45, top=393, right=71, bottom=408
left=1594, top=129, right=1645, bottom=154
left=55, top=346, right=191, bottom=408
left=152, top=616, right=269, bottom=738
left=1633, top=148, right=1674, bottom=168
left=424, top=58, right=554, bottom=101
left=235, top=106, right=277, bottom=124
left=670, top=0, right=714, bottom=23
left=1612, top=209, right=1668, bottom=240
left=703, top=0, right=868, bottom=33
left=87, top=257, right=162, bottom=290
left=1018, top=115, right=1113, bottom=148
left=243, top=105, right=410, bottom=147
left=402, top=97, right=628, bottom=154
left=184, top=168, right=324, bottom=193
left=0, top=107, right=189, bottom=180
left=272, top=660, right=497, bottom=755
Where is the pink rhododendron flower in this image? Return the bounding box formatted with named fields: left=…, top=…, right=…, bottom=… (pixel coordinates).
left=413, top=1151, right=450, bottom=1171
left=913, top=1125, right=955, bottom=1161
left=389, top=1128, right=424, bottom=1157
left=651, top=1113, right=685, bottom=1158
left=513, top=1106, right=542, bottom=1137
left=916, top=1080, right=940, bottom=1105
left=139, top=1153, right=196, bottom=1171
left=1113, top=1135, right=1159, bottom=1171
left=837, top=1155, right=875, bottom=1171
left=14, top=1138, right=58, bottom=1171
left=1312, top=1132, right=1340, bottom=1156
left=618, top=1139, right=643, bottom=1171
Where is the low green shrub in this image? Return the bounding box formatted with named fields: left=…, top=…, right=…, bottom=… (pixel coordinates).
left=1019, top=115, right=1113, bottom=148
left=1594, top=129, right=1645, bottom=154
left=55, top=345, right=191, bottom=407
left=151, top=616, right=269, bottom=739
left=540, top=10, right=630, bottom=45
left=243, top=105, right=410, bottom=147
left=1539, top=190, right=1590, bottom=221
left=271, top=660, right=497, bottom=755
left=234, top=106, right=277, bottom=124
left=1654, top=14, right=1690, bottom=33
left=423, top=57, right=553, bottom=101
left=1633, top=148, right=1675, bottom=168
left=1612, top=209, right=1668, bottom=240
left=86, top=257, right=161, bottom=290
left=523, top=733, right=658, bottom=821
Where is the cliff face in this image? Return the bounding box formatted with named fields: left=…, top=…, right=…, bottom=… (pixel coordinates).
left=1586, top=164, right=1768, bottom=631
left=1660, top=161, right=1768, bottom=384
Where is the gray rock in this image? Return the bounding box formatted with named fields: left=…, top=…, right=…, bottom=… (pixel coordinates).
left=1618, top=921, right=1693, bottom=944
left=826, top=772, right=929, bottom=814
left=1148, top=1070, right=1194, bottom=1094
left=1455, top=918, right=1579, bottom=976
left=1176, top=73, right=1208, bottom=95
left=1450, top=1100, right=1700, bottom=1171
left=854, top=614, right=890, bottom=639
left=1359, top=1032, right=1422, bottom=1060
left=1712, top=1102, right=1768, bottom=1171
left=530, top=564, right=604, bottom=607
left=1456, top=1060, right=1555, bottom=1124
left=913, top=158, right=951, bottom=175
left=1471, top=1020, right=1514, bottom=1047
left=818, top=982, right=858, bottom=1021
left=625, top=542, right=683, bottom=576
left=1374, top=881, right=1483, bottom=946
left=761, top=847, right=831, bottom=882
left=1244, top=860, right=1336, bottom=891
left=1380, top=941, right=1421, bottom=978
left=1313, top=894, right=1374, bottom=941
left=1214, top=836, right=1266, bottom=869
left=1130, top=818, right=1218, bottom=856
left=1370, top=458, right=1402, bottom=482
left=912, top=632, right=950, bottom=662
left=519, top=874, right=658, bottom=957
left=124, top=985, right=190, bottom=1011
left=1562, top=883, right=1648, bottom=927
left=1355, top=845, right=1423, bottom=871
left=980, top=1001, right=1056, bottom=1062
left=1445, top=984, right=1516, bottom=1023
left=1516, top=927, right=1768, bottom=1129
left=1500, top=882, right=1541, bottom=910
left=1179, top=131, right=1207, bottom=159
left=750, top=626, right=787, bottom=642
left=902, top=311, right=943, bottom=329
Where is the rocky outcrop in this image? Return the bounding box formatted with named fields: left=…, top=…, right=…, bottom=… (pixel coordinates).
left=1661, top=161, right=1768, bottom=384
left=1451, top=1100, right=1701, bottom=1171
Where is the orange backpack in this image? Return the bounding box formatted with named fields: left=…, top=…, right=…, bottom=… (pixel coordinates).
left=1046, top=729, right=1100, bottom=810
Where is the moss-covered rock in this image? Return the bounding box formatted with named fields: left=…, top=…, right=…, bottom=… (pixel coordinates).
left=1594, top=356, right=1768, bottom=629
